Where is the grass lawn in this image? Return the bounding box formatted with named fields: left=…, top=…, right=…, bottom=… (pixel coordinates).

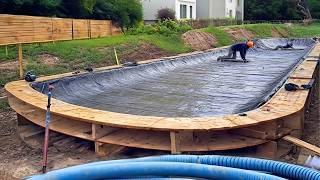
left=0, top=34, right=190, bottom=86
left=289, top=23, right=320, bottom=37
left=201, top=27, right=234, bottom=46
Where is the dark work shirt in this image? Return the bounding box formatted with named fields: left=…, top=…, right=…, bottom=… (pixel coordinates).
left=231, top=43, right=249, bottom=60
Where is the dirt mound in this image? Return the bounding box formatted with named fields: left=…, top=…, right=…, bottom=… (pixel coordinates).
left=224, top=28, right=254, bottom=41
left=37, top=54, right=59, bottom=66
left=182, top=31, right=218, bottom=51
left=0, top=61, right=19, bottom=71
left=121, top=43, right=173, bottom=63
left=271, top=28, right=288, bottom=38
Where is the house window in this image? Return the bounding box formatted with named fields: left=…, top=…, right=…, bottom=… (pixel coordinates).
left=190, top=6, right=193, bottom=19
left=237, top=0, right=240, bottom=6
left=229, top=10, right=233, bottom=18
left=180, top=4, right=187, bottom=19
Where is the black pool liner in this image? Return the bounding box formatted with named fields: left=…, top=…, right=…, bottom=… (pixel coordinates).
left=32, top=38, right=316, bottom=118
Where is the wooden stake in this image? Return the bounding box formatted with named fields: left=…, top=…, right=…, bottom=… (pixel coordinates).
left=114, top=48, right=120, bottom=65
left=170, top=132, right=179, bottom=154
left=91, top=124, right=99, bottom=154
left=5, top=45, right=8, bottom=56
left=18, top=44, right=23, bottom=79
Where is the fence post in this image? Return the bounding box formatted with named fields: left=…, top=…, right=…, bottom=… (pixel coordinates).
left=110, top=21, right=113, bottom=36
left=72, top=19, right=74, bottom=40
left=51, top=17, right=55, bottom=44
left=88, top=20, right=91, bottom=39
left=18, top=44, right=23, bottom=79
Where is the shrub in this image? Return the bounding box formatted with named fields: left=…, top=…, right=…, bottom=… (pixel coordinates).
left=93, top=0, right=143, bottom=32
left=129, top=20, right=192, bottom=36
left=157, top=8, right=176, bottom=21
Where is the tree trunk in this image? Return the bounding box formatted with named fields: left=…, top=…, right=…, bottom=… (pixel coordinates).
left=297, top=0, right=312, bottom=20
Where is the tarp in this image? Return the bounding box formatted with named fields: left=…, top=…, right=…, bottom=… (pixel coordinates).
left=32, top=38, right=315, bottom=117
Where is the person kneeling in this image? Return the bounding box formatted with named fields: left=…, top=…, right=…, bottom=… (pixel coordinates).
left=218, top=41, right=254, bottom=62
left=274, top=40, right=294, bottom=50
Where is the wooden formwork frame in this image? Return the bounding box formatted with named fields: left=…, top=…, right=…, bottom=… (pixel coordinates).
left=5, top=43, right=320, bottom=156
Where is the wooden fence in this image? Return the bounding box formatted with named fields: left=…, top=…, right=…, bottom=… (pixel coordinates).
left=0, top=14, right=121, bottom=46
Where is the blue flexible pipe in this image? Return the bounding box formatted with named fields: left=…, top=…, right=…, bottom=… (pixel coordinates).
left=28, top=162, right=285, bottom=180
left=33, top=155, right=320, bottom=180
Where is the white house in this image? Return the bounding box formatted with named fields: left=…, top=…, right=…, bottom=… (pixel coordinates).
left=197, top=0, right=244, bottom=20
left=141, top=0, right=197, bottom=21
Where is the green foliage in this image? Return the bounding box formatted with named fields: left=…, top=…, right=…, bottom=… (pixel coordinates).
left=0, top=0, right=143, bottom=29
left=129, top=20, right=192, bottom=36
left=244, top=0, right=320, bottom=20
left=309, top=0, right=320, bottom=19
left=107, top=0, right=143, bottom=31
left=0, top=0, right=62, bottom=16
left=202, top=27, right=233, bottom=46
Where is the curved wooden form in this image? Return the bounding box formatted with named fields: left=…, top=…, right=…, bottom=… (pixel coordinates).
left=5, top=43, right=320, bottom=153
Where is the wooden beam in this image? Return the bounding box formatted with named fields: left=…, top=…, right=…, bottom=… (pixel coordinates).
left=231, top=128, right=268, bottom=139
left=170, top=132, right=179, bottom=154
left=283, top=135, right=320, bottom=155
left=18, top=43, right=23, bottom=79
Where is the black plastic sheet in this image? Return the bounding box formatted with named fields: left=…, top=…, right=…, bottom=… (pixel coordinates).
left=33, top=39, right=315, bottom=117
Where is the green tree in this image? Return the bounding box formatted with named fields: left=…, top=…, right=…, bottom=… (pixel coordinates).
left=245, top=0, right=303, bottom=20
left=92, top=0, right=143, bottom=31
left=59, top=0, right=96, bottom=18
left=309, top=0, right=320, bottom=19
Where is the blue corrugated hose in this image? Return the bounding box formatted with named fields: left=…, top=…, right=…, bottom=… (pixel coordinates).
left=27, top=155, right=320, bottom=180
left=28, top=162, right=284, bottom=180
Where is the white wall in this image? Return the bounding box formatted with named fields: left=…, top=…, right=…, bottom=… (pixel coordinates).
left=175, top=0, right=197, bottom=19
left=225, top=0, right=237, bottom=18
left=209, top=0, right=226, bottom=19
left=236, top=0, right=244, bottom=20
left=142, top=0, right=196, bottom=20
left=196, top=0, right=210, bottom=19
left=141, top=0, right=176, bottom=21
left=197, top=0, right=244, bottom=20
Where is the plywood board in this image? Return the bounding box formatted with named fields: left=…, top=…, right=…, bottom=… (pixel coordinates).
left=72, top=19, right=89, bottom=39
left=52, top=18, right=72, bottom=41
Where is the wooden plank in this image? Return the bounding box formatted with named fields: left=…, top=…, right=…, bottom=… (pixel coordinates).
left=72, top=19, right=89, bottom=39
left=283, top=136, right=320, bottom=155
left=290, top=61, right=318, bottom=79
left=90, top=20, right=112, bottom=38
left=231, top=128, right=268, bottom=139
left=97, top=129, right=266, bottom=152
left=18, top=44, right=23, bottom=78
left=0, top=15, right=115, bottom=45
left=170, top=132, right=178, bottom=154
left=9, top=96, right=93, bottom=141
